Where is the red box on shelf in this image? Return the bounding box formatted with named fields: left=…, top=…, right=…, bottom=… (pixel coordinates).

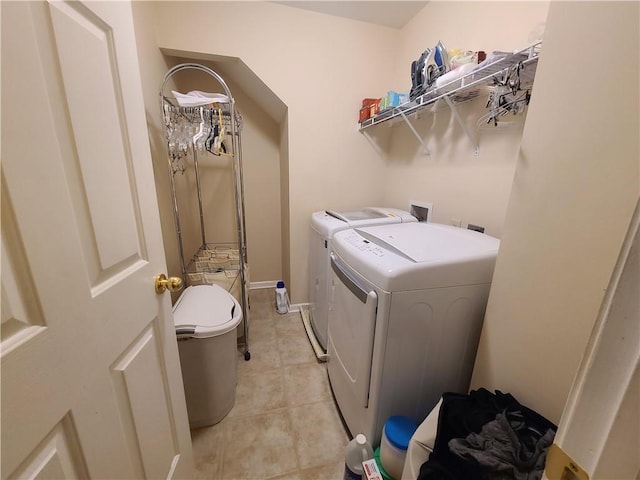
left=359, top=107, right=371, bottom=123
left=361, top=98, right=381, bottom=122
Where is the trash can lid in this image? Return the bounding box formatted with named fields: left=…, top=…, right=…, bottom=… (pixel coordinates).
left=384, top=416, right=418, bottom=451
left=173, top=284, right=242, bottom=338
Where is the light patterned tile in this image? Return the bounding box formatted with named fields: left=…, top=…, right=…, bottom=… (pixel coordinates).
left=237, top=334, right=282, bottom=375
left=299, top=461, right=345, bottom=480
left=274, top=312, right=307, bottom=335
left=275, top=315, right=316, bottom=366
left=283, top=363, right=331, bottom=407
left=288, top=401, right=349, bottom=470
left=250, top=288, right=276, bottom=320
left=238, top=306, right=281, bottom=374
left=221, top=411, right=299, bottom=480
left=248, top=316, right=278, bottom=343
left=228, top=369, right=286, bottom=418
left=266, top=471, right=302, bottom=480
left=250, top=287, right=274, bottom=304
left=192, top=289, right=350, bottom=480
left=277, top=334, right=317, bottom=366
left=190, top=424, right=224, bottom=479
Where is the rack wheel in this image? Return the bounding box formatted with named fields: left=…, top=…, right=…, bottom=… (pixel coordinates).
left=244, top=351, right=251, bottom=361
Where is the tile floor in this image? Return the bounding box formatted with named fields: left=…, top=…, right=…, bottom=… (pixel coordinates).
left=191, top=288, right=350, bottom=480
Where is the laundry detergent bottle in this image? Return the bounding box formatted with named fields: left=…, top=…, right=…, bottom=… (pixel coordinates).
left=275, top=281, right=289, bottom=314
left=344, top=434, right=374, bottom=480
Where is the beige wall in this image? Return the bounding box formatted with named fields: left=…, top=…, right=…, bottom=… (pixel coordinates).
left=133, top=0, right=640, bottom=425
left=470, top=1, right=639, bottom=423
left=150, top=1, right=552, bottom=300
left=132, top=4, right=284, bottom=285
left=152, top=1, right=399, bottom=301
left=131, top=1, right=180, bottom=279
left=168, top=61, right=284, bottom=283
left=236, top=77, right=283, bottom=283
left=380, top=2, right=549, bottom=236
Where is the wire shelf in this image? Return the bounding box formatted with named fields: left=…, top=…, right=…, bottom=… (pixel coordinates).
left=360, top=42, right=541, bottom=131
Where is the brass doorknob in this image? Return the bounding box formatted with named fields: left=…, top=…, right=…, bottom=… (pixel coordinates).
left=155, top=274, right=183, bottom=294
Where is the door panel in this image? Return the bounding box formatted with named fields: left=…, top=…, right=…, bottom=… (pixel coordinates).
left=1, top=184, right=46, bottom=351
left=1, top=1, right=193, bottom=478
left=327, top=254, right=377, bottom=408
left=49, top=1, right=141, bottom=276
left=9, top=415, right=89, bottom=480
left=111, top=325, right=180, bottom=479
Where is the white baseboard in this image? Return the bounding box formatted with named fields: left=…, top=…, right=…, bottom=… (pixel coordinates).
left=299, top=305, right=327, bottom=362
left=249, top=280, right=278, bottom=290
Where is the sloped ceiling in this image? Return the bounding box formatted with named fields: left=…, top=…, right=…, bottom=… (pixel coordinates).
left=274, top=1, right=428, bottom=28
left=161, top=1, right=429, bottom=121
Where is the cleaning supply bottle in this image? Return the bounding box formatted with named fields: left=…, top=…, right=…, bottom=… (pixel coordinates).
left=275, top=281, right=289, bottom=314
left=344, top=434, right=374, bottom=480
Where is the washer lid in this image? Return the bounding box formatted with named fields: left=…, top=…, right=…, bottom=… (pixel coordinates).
left=332, top=223, right=500, bottom=290
left=356, top=222, right=500, bottom=263
left=173, top=284, right=242, bottom=338
left=325, top=209, right=388, bottom=222
left=311, top=208, right=416, bottom=238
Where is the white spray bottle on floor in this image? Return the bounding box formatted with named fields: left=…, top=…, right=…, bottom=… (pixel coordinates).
left=275, top=281, right=289, bottom=314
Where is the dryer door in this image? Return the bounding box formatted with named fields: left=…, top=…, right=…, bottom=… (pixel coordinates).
left=327, top=253, right=377, bottom=408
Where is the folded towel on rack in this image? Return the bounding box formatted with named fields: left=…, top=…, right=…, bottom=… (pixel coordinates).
left=172, top=90, right=229, bottom=107
left=434, top=62, right=477, bottom=88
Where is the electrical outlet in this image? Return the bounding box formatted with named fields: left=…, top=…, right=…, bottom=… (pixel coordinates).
left=410, top=201, right=433, bottom=223
left=467, top=223, right=485, bottom=233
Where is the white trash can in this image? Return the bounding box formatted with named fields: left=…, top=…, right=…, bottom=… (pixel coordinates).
left=173, top=284, right=242, bottom=428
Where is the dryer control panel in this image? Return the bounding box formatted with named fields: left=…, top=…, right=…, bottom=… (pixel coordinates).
left=342, top=231, right=387, bottom=258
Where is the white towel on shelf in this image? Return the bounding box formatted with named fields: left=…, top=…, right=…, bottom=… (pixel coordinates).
left=172, top=90, right=229, bottom=107
left=435, top=62, right=477, bottom=88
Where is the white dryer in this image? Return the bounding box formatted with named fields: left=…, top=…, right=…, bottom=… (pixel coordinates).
left=308, top=208, right=417, bottom=353
left=326, top=223, right=499, bottom=446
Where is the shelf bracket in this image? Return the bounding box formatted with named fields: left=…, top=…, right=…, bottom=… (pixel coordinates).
left=398, top=109, right=431, bottom=156
left=444, top=95, right=480, bottom=155
left=360, top=129, right=386, bottom=159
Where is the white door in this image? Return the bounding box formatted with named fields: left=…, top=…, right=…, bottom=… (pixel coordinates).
left=327, top=253, right=377, bottom=409
left=1, top=2, right=193, bottom=479
left=544, top=200, right=640, bottom=480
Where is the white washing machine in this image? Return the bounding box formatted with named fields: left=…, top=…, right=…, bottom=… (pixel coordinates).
left=308, top=208, right=417, bottom=353
left=326, top=222, right=499, bottom=446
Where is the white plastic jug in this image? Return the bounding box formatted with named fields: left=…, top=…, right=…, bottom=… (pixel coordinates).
left=275, top=281, right=289, bottom=314
left=344, top=434, right=374, bottom=480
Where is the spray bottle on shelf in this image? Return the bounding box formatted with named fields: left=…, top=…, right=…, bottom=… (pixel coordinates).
left=275, top=280, right=289, bottom=314
left=344, top=434, right=374, bottom=480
